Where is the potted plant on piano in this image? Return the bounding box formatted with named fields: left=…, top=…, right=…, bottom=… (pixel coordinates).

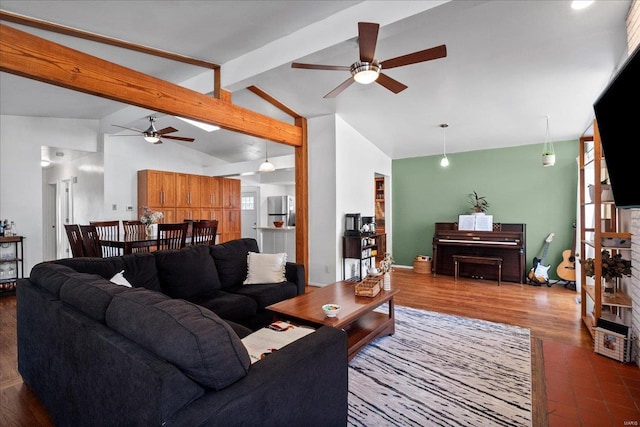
left=468, top=191, right=489, bottom=214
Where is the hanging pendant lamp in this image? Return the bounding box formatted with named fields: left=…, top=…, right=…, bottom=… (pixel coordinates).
left=259, top=141, right=275, bottom=172
left=440, top=123, right=450, bottom=167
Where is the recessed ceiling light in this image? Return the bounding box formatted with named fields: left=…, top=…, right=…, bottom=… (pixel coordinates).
left=571, top=1, right=594, bottom=10
left=176, top=117, right=220, bottom=132
left=41, top=159, right=51, bottom=167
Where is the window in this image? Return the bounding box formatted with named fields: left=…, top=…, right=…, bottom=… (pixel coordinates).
left=241, top=195, right=255, bottom=211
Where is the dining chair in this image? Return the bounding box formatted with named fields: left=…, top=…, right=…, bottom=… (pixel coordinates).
left=79, top=224, right=103, bottom=257
left=90, top=220, right=122, bottom=256
left=191, top=220, right=218, bottom=246
left=64, top=224, right=86, bottom=257
left=123, top=220, right=150, bottom=253
left=156, top=223, right=188, bottom=251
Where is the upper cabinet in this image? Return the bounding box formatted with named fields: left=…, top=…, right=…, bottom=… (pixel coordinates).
left=137, top=170, right=176, bottom=207
left=176, top=173, right=201, bottom=207
left=200, top=176, right=223, bottom=208
left=222, top=178, right=241, bottom=209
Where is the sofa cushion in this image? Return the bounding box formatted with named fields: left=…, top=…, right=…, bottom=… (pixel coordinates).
left=210, top=238, right=259, bottom=288
left=154, top=245, right=221, bottom=298
left=243, top=252, right=287, bottom=284
left=185, top=290, right=258, bottom=323
left=29, top=262, right=92, bottom=297
left=53, top=257, right=126, bottom=281
left=229, top=282, right=298, bottom=311
left=60, top=274, right=129, bottom=323
left=105, top=288, right=251, bottom=390
left=121, top=252, right=162, bottom=292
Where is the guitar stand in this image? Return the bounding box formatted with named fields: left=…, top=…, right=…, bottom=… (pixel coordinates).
left=558, top=280, right=576, bottom=291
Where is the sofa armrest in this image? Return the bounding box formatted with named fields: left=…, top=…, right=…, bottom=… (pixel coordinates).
left=166, top=326, right=348, bottom=427
left=285, top=262, right=305, bottom=295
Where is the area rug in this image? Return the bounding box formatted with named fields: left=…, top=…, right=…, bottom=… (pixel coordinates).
left=348, top=306, right=532, bottom=426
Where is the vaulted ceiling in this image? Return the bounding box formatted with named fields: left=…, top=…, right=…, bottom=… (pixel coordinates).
left=0, top=1, right=632, bottom=165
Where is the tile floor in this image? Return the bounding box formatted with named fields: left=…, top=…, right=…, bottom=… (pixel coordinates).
left=543, top=340, right=640, bottom=426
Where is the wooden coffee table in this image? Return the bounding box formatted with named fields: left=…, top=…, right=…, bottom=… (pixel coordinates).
left=266, top=281, right=399, bottom=360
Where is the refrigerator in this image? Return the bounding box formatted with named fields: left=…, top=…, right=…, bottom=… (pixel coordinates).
left=267, top=195, right=295, bottom=226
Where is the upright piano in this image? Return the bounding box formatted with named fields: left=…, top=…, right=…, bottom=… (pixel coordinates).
left=432, top=222, right=526, bottom=284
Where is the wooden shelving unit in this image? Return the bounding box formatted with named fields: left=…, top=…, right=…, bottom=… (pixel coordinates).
left=578, top=120, right=632, bottom=339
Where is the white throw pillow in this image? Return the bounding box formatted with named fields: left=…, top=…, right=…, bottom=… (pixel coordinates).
left=243, top=252, right=287, bottom=284
left=110, top=270, right=132, bottom=287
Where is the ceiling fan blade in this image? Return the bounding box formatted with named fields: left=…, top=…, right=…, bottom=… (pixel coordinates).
left=111, top=124, right=144, bottom=133
left=376, top=73, right=408, bottom=94
left=324, top=77, right=356, bottom=98
left=292, top=63, right=350, bottom=71
left=358, top=22, right=379, bottom=62
left=161, top=135, right=195, bottom=142
left=156, top=126, right=179, bottom=135
left=380, top=44, right=447, bottom=69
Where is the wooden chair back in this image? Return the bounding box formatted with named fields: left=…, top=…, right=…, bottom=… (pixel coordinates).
left=64, top=224, right=85, bottom=257
left=156, top=223, right=188, bottom=251
left=191, top=220, right=218, bottom=246
left=79, top=224, right=103, bottom=257
left=123, top=220, right=150, bottom=253
left=90, top=220, right=121, bottom=256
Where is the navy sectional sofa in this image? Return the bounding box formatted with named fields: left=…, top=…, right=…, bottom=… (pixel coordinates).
left=17, top=238, right=348, bottom=426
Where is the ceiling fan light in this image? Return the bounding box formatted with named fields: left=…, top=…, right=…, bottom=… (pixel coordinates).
left=351, top=61, right=381, bottom=84
left=259, top=160, right=275, bottom=172
left=143, top=133, right=160, bottom=143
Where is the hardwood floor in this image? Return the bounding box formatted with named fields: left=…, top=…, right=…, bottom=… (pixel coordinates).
left=0, top=269, right=610, bottom=426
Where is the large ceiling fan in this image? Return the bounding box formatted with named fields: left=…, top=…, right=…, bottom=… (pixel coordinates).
left=112, top=116, right=195, bottom=144
left=292, top=22, right=447, bottom=98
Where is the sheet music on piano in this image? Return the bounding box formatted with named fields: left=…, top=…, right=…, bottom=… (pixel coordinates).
left=458, top=215, right=493, bottom=231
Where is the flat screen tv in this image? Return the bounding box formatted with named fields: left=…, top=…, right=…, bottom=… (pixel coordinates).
left=593, top=45, right=640, bottom=209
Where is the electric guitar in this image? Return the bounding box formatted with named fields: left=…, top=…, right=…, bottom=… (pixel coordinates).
left=556, top=223, right=577, bottom=282
left=528, top=233, right=554, bottom=286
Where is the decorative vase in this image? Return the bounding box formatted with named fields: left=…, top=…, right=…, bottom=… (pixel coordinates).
left=383, top=272, right=391, bottom=291
left=603, top=278, right=617, bottom=294
left=145, top=224, right=155, bottom=237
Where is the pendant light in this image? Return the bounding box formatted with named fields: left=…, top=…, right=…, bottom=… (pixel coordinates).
left=439, top=123, right=450, bottom=167
left=259, top=141, right=275, bottom=172
left=541, top=116, right=556, bottom=167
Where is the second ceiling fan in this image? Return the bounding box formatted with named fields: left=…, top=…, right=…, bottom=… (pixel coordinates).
left=292, top=22, right=447, bottom=98
left=112, top=116, right=195, bottom=144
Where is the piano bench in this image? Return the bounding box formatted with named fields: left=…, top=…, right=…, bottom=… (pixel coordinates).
left=452, top=255, right=503, bottom=286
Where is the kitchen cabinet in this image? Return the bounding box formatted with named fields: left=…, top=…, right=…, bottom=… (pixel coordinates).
left=138, top=170, right=176, bottom=208
left=221, top=209, right=241, bottom=242
left=138, top=170, right=240, bottom=241
left=176, top=173, right=201, bottom=207
left=222, top=178, right=241, bottom=209
left=578, top=120, right=632, bottom=339
left=374, top=176, right=385, bottom=233
left=200, top=176, right=223, bottom=208
left=0, top=236, right=24, bottom=296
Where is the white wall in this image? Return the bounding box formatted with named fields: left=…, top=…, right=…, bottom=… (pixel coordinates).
left=1, top=115, right=100, bottom=273
left=307, top=114, right=392, bottom=286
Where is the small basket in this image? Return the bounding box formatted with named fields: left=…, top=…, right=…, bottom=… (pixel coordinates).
left=594, top=327, right=632, bottom=363
left=355, top=275, right=382, bottom=297
left=413, top=256, right=432, bottom=274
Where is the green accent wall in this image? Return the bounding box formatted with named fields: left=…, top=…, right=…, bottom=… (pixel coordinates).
left=392, top=140, right=578, bottom=281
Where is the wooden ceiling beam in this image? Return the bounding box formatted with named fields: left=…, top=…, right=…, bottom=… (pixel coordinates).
left=0, top=23, right=302, bottom=147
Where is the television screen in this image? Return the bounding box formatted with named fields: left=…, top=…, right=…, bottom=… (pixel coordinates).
left=593, top=45, right=640, bottom=209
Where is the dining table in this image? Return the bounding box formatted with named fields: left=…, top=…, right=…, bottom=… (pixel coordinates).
left=99, top=233, right=158, bottom=255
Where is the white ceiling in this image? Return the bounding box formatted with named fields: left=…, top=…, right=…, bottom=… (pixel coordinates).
left=0, top=0, right=632, bottom=165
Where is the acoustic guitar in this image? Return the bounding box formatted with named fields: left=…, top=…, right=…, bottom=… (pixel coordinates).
left=528, top=233, right=554, bottom=286
left=556, top=223, right=577, bottom=283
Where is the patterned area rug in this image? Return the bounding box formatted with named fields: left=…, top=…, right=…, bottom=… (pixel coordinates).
left=348, top=306, right=532, bottom=426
